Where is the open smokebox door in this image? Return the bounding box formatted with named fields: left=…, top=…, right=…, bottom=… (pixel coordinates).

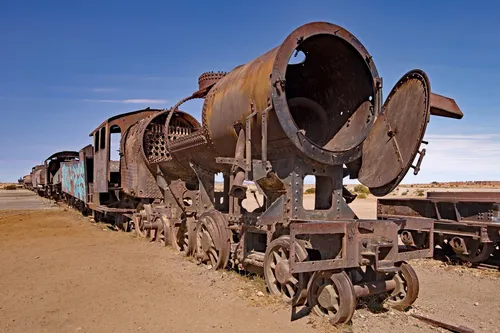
left=357, top=69, right=430, bottom=196
left=357, top=69, right=463, bottom=196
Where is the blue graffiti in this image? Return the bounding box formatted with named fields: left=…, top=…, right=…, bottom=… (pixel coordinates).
left=61, top=161, right=86, bottom=202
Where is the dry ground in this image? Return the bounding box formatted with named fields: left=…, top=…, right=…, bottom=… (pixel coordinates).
left=0, top=190, right=499, bottom=333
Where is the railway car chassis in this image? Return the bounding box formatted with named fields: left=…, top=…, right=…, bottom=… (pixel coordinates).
left=378, top=191, right=500, bottom=264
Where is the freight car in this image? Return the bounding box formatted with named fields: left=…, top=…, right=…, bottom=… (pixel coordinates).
left=43, top=151, right=79, bottom=200
left=60, top=144, right=94, bottom=215
left=21, top=174, right=32, bottom=190
left=30, top=164, right=45, bottom=196
left=24, top=21, right=465, bottom=326
left=377, top=191, right=500, bottom=265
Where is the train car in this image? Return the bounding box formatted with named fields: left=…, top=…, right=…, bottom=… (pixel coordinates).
left=377, top=191, right=500, bottom=264
left=30, top=164, right=46, bottom=196
left=60, top=145, right=94, bottom=214
left=43, top=151, right=79, bottom=200
left=22, top=174, right=32, bottom=190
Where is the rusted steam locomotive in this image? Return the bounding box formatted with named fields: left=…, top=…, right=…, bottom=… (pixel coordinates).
left=23, top=22, right=467, bottom=325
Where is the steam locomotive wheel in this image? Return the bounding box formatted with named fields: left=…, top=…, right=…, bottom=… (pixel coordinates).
left=115, top=214, right=130, bottom=232
left=134, top=213, right=151, bottom=239
left=456, top=240, right=495, bottom=263
left=185, top=217, right=197, bottom=256
left=170, top=218, right=190, bottom=253
left=263, top=236, right=308, bottom=304
left=195, top=210, right=230, bottom=270
left=384, top=262, right=419, bottom=311
left=307, top=270, right=356, bottom=325
left=156, top=216, right=170, bottom=247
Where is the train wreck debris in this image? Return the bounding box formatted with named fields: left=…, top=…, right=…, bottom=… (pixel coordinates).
left=22, top=21, right=467, bottom=326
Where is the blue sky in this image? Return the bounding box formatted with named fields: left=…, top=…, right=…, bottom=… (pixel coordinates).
left=1, top=0, right=499, bottom=183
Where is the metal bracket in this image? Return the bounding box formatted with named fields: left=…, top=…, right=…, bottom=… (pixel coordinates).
left=411, top=148, right=426, bottom=175
left=453, top=203, right=462, bottom=221
left=261, top=103, right=272, bottom=164
left=246, top=106, right=257, bottom=173
left=373, top=243, right=399, bottom=273
left=215, top=157, right=246, bottom=171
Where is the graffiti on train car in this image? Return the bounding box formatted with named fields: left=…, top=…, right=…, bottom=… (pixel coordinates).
left=61, top=161, right=86, bottom=202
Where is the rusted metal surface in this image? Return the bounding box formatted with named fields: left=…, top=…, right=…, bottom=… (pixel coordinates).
left=353, top=279, right=396, bottom=298
left=427, top=191, right=500, bottom=202
left=378, top=193, right=500, bottom=264
left=378, top=196, right=500, bottom=224
left=307, top=270, right=357, bottom=325
left=430, top=93, right=464, bottom=119
left=197, top=71, right=227, bottom=92
left=43, top=151, right=79, bottom=199
left=121, top=112, right=164, bottom=199
left=384, top=262, right=420, bottom=310
left=31, top=164, right=46, bottom=191
left=358, top=70, right=430, bottom=196
left=89, top=108, right=161, bottom=197
left=202, top=22, right=379, bottom=167
left=289, top=219, right=433, bottom=274
left=263, top=235, right=308, bottom=304
left=22, top=174, right=32, bottom=189
left=410, top=313, right=475, bottom=333
left=195, top=209, right=231, bottom=269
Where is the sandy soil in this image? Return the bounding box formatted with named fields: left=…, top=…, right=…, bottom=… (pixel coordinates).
left=0, top=190, right=499, bottom=333
left=0, top=189, right=58, bottom=210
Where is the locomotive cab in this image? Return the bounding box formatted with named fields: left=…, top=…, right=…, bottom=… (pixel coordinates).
left=88, top=108, right=162, bottom=213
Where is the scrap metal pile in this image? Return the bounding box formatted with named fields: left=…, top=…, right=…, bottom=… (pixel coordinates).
left=21, top=21, right=481, bottom=326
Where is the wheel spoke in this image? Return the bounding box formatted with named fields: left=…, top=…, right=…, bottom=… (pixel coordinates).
left=285, top=283, right=295, bottom=297
left=279, top=248, right=288, bottom=260
left=208, top=252, right=216, bottom=266
left=288, top=276, right=298, bottom=285
left=272, top=251, right=281, bottom=264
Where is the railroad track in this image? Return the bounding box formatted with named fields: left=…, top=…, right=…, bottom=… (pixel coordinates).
left=434, top=248, right=500, bottom=271
left=471, top=260, right=500, bottom=271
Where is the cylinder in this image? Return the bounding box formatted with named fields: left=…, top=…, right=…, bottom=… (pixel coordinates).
left=202, top=21, right=380, bottom=165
